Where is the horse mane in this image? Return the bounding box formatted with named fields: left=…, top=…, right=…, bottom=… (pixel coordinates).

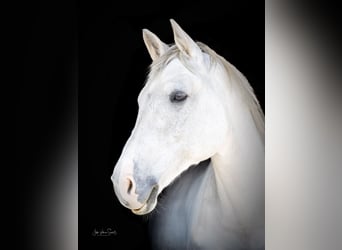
left=148, top=42, right=265, bottom=143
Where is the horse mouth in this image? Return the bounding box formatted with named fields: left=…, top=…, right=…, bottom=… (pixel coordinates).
left=132, top=185, right=159, bottom=215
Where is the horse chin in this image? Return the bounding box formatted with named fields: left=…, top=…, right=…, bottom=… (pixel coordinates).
left=131, top=198, right=157, bottom=215
left=131, top=185, right=159, bottom=215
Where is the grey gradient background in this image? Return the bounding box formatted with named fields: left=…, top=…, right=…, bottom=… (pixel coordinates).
left=266, top=1, right=342, bottom=249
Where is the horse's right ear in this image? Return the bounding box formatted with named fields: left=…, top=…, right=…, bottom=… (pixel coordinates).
left=143, top=29, right=169, bottom=61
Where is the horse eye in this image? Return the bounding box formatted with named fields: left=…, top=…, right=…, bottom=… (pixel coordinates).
left=170, top=90, right=188, bottom=103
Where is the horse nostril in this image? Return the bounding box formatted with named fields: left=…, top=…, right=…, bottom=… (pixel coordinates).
left=127, top=178, right=133, bottom=194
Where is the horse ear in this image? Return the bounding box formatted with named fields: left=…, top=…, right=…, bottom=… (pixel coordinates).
left=170, top=19, right=202, bottom=59
left=143, top=29, right=169, bottom=61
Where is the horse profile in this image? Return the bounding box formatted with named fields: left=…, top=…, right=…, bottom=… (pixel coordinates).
left=111, top=19, right=264, bottom=249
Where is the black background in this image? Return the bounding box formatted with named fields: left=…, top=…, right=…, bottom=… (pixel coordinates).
left=80, top=1, right=264, bottom=250
left=17, top=1, right=264, bottom=250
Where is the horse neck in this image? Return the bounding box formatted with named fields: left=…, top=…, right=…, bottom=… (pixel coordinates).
left=210, top=69, right=265, bottom=234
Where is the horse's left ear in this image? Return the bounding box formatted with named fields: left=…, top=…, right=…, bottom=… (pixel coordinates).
left=143, top=29, right=169, bottom=61
left=170, top=19, right=202, bottom=60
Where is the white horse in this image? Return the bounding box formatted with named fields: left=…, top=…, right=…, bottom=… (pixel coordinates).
left=111, top=19, right=264, bottom=250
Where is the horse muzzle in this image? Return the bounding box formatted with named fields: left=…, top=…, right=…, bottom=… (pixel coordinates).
left=111, top=169, right=159, bottom=215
